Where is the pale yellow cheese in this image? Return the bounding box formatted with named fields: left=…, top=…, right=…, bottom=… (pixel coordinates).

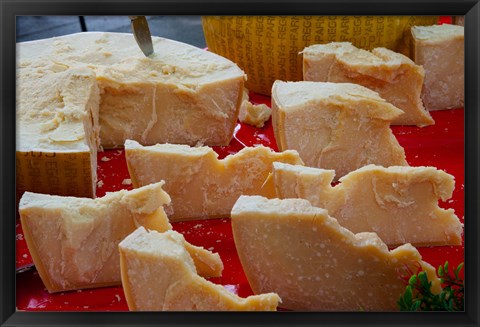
left=119, top=227, right=281, bottom=311
left=125, top=140, right=303, bottom=221
left=271, top=81, right=408, bottom=179
left=411, top=24, right=464, bottom=110
left=19, top=182, right=223, bottom=293
left=239, top=100, right=271, bottom=128
left=303, top=42, right=433, bottom=126
left=231, top=195, right=442, bottom=311
left=16, top=63, right=100, bottom=200
left=272, top=163, right=463, bottom=246
left=17, top=32, right=245, bottom=148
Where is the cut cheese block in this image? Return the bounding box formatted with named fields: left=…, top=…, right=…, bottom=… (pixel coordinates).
left=125, top=140, right=303, bottom=221
left=231, top=195, right=442, bottom=311
left=411, top=24, right=464, bottom=110
left=271, top=81, right=408, bottom=179
left=17, top=32, right=245, bottom=148
left=303, top=42, right=433, bottom=126
left=16, top=62, right=100, bottom=201
left=19, top=182, right=223, bottom=293
left=272, top=163, right=463, bottom=246
left=119, top=227, right=281, bottom=311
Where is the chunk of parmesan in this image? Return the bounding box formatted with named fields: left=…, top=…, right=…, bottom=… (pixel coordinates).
left=303, top=42, right=433, bottom=126
left=272, top=163, right=463, bottom=246
left=19, top=182, right=223, bottom=293
left=119, top=227, right=280, bottom=311
left=231, top=195, right=442, bottom=311
left=271, top=81, right=408, bottom=179
left=411, top=24, right=464, bottom=111
left=125, top=140, right=303, bottom=221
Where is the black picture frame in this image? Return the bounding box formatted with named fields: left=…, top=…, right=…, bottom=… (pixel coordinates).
left=1, top=0, right=479, bottom=326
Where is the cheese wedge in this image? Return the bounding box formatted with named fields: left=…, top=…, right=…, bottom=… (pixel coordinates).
left=17, top=32, right=245, bottom=148
left=271, top=81, right=408, bottom=179
left=19, top=182, right=223, bottom=293
left=411, top=24, right=464, bottom=110
left=119, top=227, right=281, bottom=311
left=231, top=195, right=442, bottom=311
left=272, top=163, right=463, bottom=246
left=303, top=42, right=434, bottom=126
left=16, top=62, right=100, bottom=201
left=125, top=140, right=303, bottom=221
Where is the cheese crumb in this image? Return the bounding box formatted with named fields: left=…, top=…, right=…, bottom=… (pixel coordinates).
left=238, top=100, right=271, bottom=128
left=101, top=156, right=111, bottom=162
left=122, top=178, right=132, bottom=185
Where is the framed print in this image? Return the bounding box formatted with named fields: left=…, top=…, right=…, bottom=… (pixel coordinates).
left=1, top=0, right=478, bottom=326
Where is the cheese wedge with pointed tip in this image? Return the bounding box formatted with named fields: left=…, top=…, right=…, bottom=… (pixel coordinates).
left=271, top=81, right=408, bottom=179
left=19, top=182, right=223, bottom=293
left=272, top=163, right=463, bottom=246
left=125, top=140, right=303, bottom=221
left=231, top=195, right=441, bottom=311
left=302, top=42, right=433, bottom=126
left=119, top=227, right=281, bottom=311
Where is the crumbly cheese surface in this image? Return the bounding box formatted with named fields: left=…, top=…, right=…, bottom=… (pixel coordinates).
left=239, top=100, right=272, bottom=128
left=411, top=24, right=464, bottom=110
left=125, top=140, right=303, bottom=221
left=271, top=81, right=408, bottom=179
left=303, top=42, right=433, bottom=126
left=231, top=195, right=442, bottom=311
left=273, top=163, right=463, bottom=246
left=19, top=182, right=223, bottom=293
left=16, top=63, right=100, bottom=199
left=119, top=227, right=280, bottom=311
left=17, top=32, right=245, bottom=148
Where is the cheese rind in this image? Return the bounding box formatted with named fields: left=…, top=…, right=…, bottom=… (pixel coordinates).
left=18, top=32, right=246, bottom=148
left=411, top=24, right=464, bottom=110
left=119, top=227, right=281, bottom=311
left=16, top=63, right=100, bottom=200
left=272, top=163, right=463, bottom=246
left=231, top=195, right=441, bottom=311
left=271, top=81, right=408, bottom=179
left=125, top=140, right=303, bottom=221
left=19, top=182, right=223, bottom=293
left=303, top=42, right=433, bottom=126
